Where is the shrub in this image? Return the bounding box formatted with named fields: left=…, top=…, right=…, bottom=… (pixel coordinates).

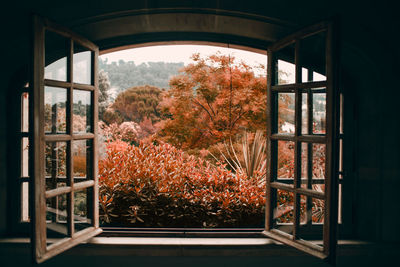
left=99, top=140, right=266, bottom=227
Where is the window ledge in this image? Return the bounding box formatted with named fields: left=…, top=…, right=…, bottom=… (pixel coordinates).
left=0, top=237, right=376, bottom=257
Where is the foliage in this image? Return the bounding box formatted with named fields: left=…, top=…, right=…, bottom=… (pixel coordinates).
left=99, top=58, right=184, bottom=91
left=210, top=130, right=266, bottom=185
left=98, top=69, right=111, bottom=119
left=110, top=85, right=163, bottom=124
left=98, top=140, right=266, bottom=227
left=157, top=53, right=267, bottom=150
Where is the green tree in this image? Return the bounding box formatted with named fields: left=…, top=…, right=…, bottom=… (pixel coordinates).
left=111, top=85, right=163, bottom=124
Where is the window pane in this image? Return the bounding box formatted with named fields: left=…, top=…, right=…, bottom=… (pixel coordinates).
left=301, top=143, right=308, bottom=181
left=277, top=93, right=295, bottom=134
left=298, top=197, right=324, bottom=245
left=73, top=140, right=92, bottom=181
left=45, top=30, right=68, bottom=82
left=74, top=187, right=93, bottom=232
left=73, top=90, right=92, bottom=133
left=45, top=142, right=67, bottom=190
left=301, top=93, right=308, bottom=134
left=46, top=194, right=68, bottom=242
left=274, top=44, right=295, bottom=85
left=300, top=31, right=326, bottom=82
left=301, top=68, right=308, bottom=83
left=276, top=141, right=295, bottom=185
left=73, top=43, right=92, bottom=85
left=21, top=92, right=29, bottom=132
left=273, top=189, right=294, bottom=235
left=312, top=143, right=326, bottom=179
left=312, top=93, right=326, bottom=134
left=44, top=87, right=67, bottom=134
left=21, top=182, right=29, bottom=222
left=21, top=137, right=29, bottom=177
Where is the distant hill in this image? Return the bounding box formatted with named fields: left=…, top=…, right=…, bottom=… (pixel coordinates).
left=99, top=58, right=184, bottom=93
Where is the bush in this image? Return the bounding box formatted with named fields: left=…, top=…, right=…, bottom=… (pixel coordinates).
left=99, top=140, right=266, bottom=228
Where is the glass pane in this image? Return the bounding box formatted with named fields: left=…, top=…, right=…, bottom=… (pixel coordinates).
left=301, top=143, right=308, bottom=180
left=44, top=87, right=67, bottom=134
left=45, top=30, right=68, bottom=82
left=300, top=31, right=326, bottom=81
left=312, top=92, right=326, bottom=134
left=74, top=187, right=93, bottom=232
left=312, top=143, right=326, bottom=179
left=275, top=44, right=295, bottom=85
left=277, top=93, right=295, bottom=133
left=46, top=194, right=68, bottom=242
left=21, top=182, right=29, bottom=222
left=301, top=67, right=308, bottom=83
left=73, top=43, right=92, bottom=84
left=274, top=189, right=294, bottom=235
left=301, top=93, right=308, bottom=134
left=276, top=141, right=295, bottom=185
left=73, top=140, right=92, bottom=181
left=21, top=92, right=29, bottom=132
left=73, top=90, right=92, bottom=133
left=21, top=137, right=29, bottom=177
left=300, top=194, right=307, bottom=224
left=45, top=142, right=67, bottom=190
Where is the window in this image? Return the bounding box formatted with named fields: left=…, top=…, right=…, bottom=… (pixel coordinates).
left=22, top=15, right=339, bottom=263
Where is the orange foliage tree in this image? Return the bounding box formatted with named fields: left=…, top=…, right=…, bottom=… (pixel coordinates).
left=157, top=53, right=267, bottom=150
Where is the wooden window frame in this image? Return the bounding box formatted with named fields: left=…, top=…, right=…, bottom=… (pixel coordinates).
left=263, top=20, right=339, bottom=262
left=16, top=15, right=341, bottom=263
left=30, top=15, right=102, bottom=263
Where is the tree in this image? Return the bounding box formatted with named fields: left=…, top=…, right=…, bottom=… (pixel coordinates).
left=157, top=53, right=267, bottom=150
left=111, top=85, right=163, bottom=124
left=98, top=69, right=111, bottom=120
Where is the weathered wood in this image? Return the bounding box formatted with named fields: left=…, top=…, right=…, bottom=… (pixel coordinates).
left=31, top=14, right=47, bottom=263
left=271, top=133, right=326, bottom=143
left=264, top=19, right=338, bottom=262
left=271, top=80, right=326, bottom=91
left=265, top=48, right=274, bottom=231
left=262, top=230, right=326, bottom=259
left=37, top=227, right=102, bottom=264
left=93, top=48, right=100, bottom=228
left=31, top=14, right=102, bottom=264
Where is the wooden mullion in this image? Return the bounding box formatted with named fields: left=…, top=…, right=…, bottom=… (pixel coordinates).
left=307, top=69, right=314, bottom=226
left=68, top=38, right=75, bottom=237
left=265, top=48, right=275, bottom=231
left=271, top=133, right=326, bottom=143
left=31, top=15, right=47, bottom=262
left=72, top=83, right=95, bottom=91
left=271, top=80, right=326, bottom=91
left=44, top=79, right=71, bottom=89
left=293, top=39, right=302, bottom=240
left=92, top=48, right=100, bottom=228
left=323, top=20, right=339, bottom=263
left=44, top=134, right=72, bottom=142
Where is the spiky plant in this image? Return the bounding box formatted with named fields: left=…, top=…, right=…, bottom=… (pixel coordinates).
left=210, top=130, right=266, bottom=185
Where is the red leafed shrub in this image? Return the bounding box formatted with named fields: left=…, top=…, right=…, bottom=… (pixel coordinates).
left=99, top=140, right=266, bottom=227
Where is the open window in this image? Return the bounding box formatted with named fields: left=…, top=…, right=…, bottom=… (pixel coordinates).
left=30, top=15, right=338, bottom=263
left=263, top=21, right=339, bottom=261
left=30, top=15, right=102, bottom=263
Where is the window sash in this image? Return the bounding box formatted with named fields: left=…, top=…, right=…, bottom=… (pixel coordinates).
left=263, top=20, right=339, bottom=262
left=31, top=15, right=102, bottom=264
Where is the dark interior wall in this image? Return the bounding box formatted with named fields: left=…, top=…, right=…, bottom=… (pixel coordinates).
left=0, top=0, right=399, bottom=262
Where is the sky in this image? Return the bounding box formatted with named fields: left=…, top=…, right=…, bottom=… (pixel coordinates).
left=100, top=44, right=268, bottom=68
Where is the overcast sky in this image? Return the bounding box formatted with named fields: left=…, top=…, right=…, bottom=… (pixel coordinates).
left=100, top=44, right=268, bottom=68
